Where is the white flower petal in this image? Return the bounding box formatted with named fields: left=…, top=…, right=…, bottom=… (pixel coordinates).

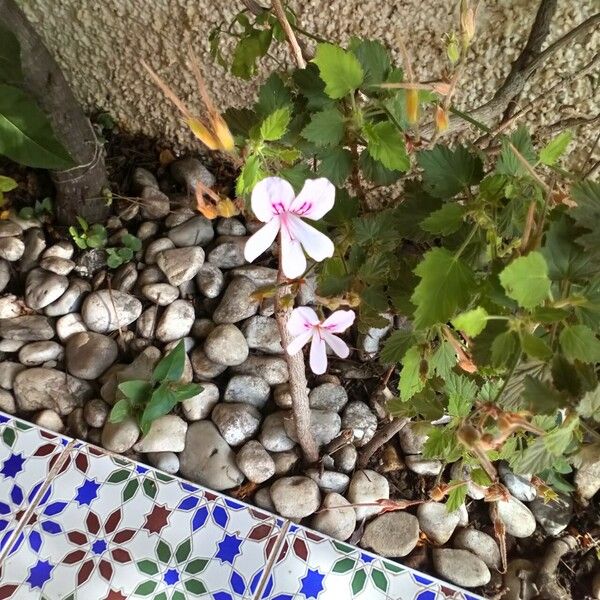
left=251, top=177, right=295, bottom=222
left=287, top=216, right=334, bottom=263
left=309, top=332, right=328, bottom=374
left=280, top=226, right=307, bottom=279
left=290, top=178, right=335, bottom=220
left=286, top=330, right=313, bottom=356
left=322, top=309, right=356, bottom=333
left=323, top=331, right=350, bottom=358
left=288, top=307, right=320, bottom=336
left=244, top=217, right=280, bottom=263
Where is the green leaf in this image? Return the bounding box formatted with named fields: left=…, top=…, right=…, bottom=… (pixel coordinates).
left=236, top=154, right=265, bottom=197
left=577, top=385, right=600, bottom=422
left=292, top=63, right=332, bottom=110
left=106, top=251, right=123, bottom=269
left=153, top=343, right=186, bottom=383
left=380, top=330, right=414, bottom=364
left=108, top=399, right=132, bottom=423
left=359, top=151, right=401, bottom=185
left=140, top=383, right=185, bottom=434
left=522, top=376, right=565, bottom=413
left=398, top=345, right=425, bottom=402
left=122, top=233, right=142, bottom=251
left=571, top=180, right=600, bottom=227
left=256, top=73, right=292, bottom=117
left=418, top=145, right=483, bottom=198
left=429, top=340, right=456, bottom=379
left=452, top=307, right=489, bottom=337
left=559, top=324, right=600, bottom=363
left=544, top=417, right=579, bottom=456
left=411, top=248, right=476, bottom=328
left=446, top=481, right=468, bottom=512
left=280, top=163, right=313, bottom=193
left=324, top=188, right=360, bottom=226
left=317, top=147, right=352, bottom=187
left=491, top=330, right=519, bottom=368
left=422, top=426, right=461, bottom=461
left=301, top=107, right=345, bottom=146
left=363, top=121, right=409, bottom=172
left=539, top=131, right=572, bottom=166
left=0, top=84, right=74, bottom=169
left=499, top=251, right=551, bottom=309
left=348, top=37, right=390, bottom=85
left=445, top=373, right=477, bottom=418
left=496, top=126, right=536, bottom=177
left=231, top=29, right=272, bottom=79
left=118, top=380, right=152, bottom=405
left=420, top=202, right=466, bottom=236
left=511, top=437, right=555, bottom=475
left=0, top=175, right=17, bottom=192
left=260, top=106, right=291, bottom=141
left=520, top=332, right=552, bottom=361
left=0, top=25, right=22, bottom=83
left=312, top=43, right=364, bottom=99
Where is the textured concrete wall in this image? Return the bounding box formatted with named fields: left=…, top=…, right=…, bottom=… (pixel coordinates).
left=18, top=0, right=599, bottom=154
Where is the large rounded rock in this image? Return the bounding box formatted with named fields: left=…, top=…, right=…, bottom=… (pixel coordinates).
left=312, top=493, right=356, bottom=541
left=18, top=341, right=64, bottom=366
left=204, top=324, right=249, bottom=366
left=181, top=383, right=220, bottom=420
left=305, top=469, right=350, bottom=494
left=133, top=415, right=188, bottom=453
left=398, top=422, right=429, bottom=454
left=432, top=548, right=491, bottom=588
left=83, top=398, right=110, bottom=428
left=453, top=528, right=501, bottom=570
left=140, top=187, right=170, bottom=219
left=341, top=401, right=377, bottom=447
left=56, top=313, right=87, bottom=342
left=102, top=416, right=141, bottom=453
left=284, top=409, right=341, bottom=447
left=168, top=215, right=214, bottom=247
left=347, top=470, right=389, bottom=521
left=0, top=389, right=16, bottom=413
left=361, top=512, right=420, bottom=557
left=0, top=259, right=9, bottom=292
left=232, top=356, right=288, bottom=386
left=178, top=421, right=244, bottom=491
left=170, top=158, right=215, bottom=194
left=44, top=278, right=91, bottom=317
left=147, top=451, right=180, bottom=475
left=66, top=332, right=118, bottom=379
left=0, top=315, right=54, bottom=341
left=195, top=263, right=224, bottom=298
left=224, top=375, right=270, bottom=408
left=82, top=290, right=142, bottom=333
left=208, top=236, right=247, bottom=268
left=0, top=361, right=25, bottom=390
left=211, top=402, right=261, bottom=447
left=156, top=247, right=205, bottom=286
left=236, top=440, right=275, bottom=483
left=156, top=300, right=194, bottom=342
left=213, top=276, right=259, bottom=324
left=259, top=412, right=296, bottom=452
left=142, top=283, right=179, bottom=306
left=495, top=495, right=536, bottom=538
left=14, top=368, right=93, bottom=415
left=574, top=446, right=600, bottom=500
left=417, top=502, right=461, bottom=545
left=529, top=493, right=573, bottom=536
left=24, top=268, right=69, bottom=310
left=34, top=409, right=64, bottom=433
left=0, top=237, right=24, bottom=261
left=498, top=461, right=536, bottom=502
left=309, top=383, right=348, bottom=412
left=270, top=476, right=321, bottom=519
left=190, top=348, right=227, bottom=380
left=241, top=315, right=282, bottom=355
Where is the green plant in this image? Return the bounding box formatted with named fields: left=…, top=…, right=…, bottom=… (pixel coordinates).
left=0, top=175, right=17, bottom=208
left=0, top=25, right=74, bottom=169
left=69, top=216, right=108, bottom=249
left=109, top=341, right=202, bottom=434
left=18, top=196, right=53, bottom=220
left=106, top=233, right=142, bottom=268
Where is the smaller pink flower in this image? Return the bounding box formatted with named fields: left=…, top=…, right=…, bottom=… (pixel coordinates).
left=287, top=307, right=355, bottom=375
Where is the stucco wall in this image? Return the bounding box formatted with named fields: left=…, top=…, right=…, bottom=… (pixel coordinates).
left=18, top=0, right=599, bottom=155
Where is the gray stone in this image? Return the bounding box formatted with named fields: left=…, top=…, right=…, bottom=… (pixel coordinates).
left=502, top=559, right=537, bottom=600
left=170, top=157, right=215, bottom=192
left=74, top=248, right=107, bottom=277
left=0, top=315, right=54, bottom=341
left=14, top=368, right=93, bottom=415
left=134, top=415, right=188, bottom=452
left=142, top=283, right=179, bottom=305
left=83, top=398, right=110, bottom=428
left=217, top=218, right=245, bottom=236
left=145, top=238, right=175, bottom=265
left=284, top=409, right=341, bottom=447
left=138, top=266, right=167, bottom=287
left=131, top=167, right=158, bottom=191
left=273, top=383, right=293, bottom=408
left=0, top=237, right=24, bottom=261
left=82, top=290, right=142, bottom=333
left=254, top=487, right=275, bottom=512
left=112, top=262, right=138, bottom=293
left=0, top=294, right=25, bottom=319
left=495, top=495, right=536, bottom=538
left=211, top=402, right=261, bottom=446
left=44, top=278, right=91, bottom=317
left=181, top=383, right=220, bottom=420
left=453, top=527, right=501, bottom=569
left=405, top=455, right=443, bottom=476
left=498, top=461, right=536, bottom=502
left=34, top=409, right=64, bottom=433
left=195, top=263, right=224, bottom=298
left=0, top=361, right=25, bottom=389
left=213, top=276, right=259, bottom=324
left=208, top=236, right=247, bottom=268
left=241, top=316, right=282, bottom=354
left=0, top=339, right=24, bottom=352
left=417, top=502, right=461, bottom=545
left=137, top=221, right=159, bottom=241
left=359, top=316, right=393, bottom=359
left=190, top=348, right=227, bottom=380
left=0, top=221, right=22, bottom=237
left=232, top=355, right=288, bottom=385
left=147, top=451, right=180, bottom=474
left=450, top=461, right=487, bottom=500
left=306, top=468, right=350, bottom=494
left=575, top=445, right=600, bottom=500
left=230, top=265, right=278, bottom=286
left=312, top=493, right=356, bottom=541
left=165, top=208, right=195, bottom=228
left=433, top=548, right=491, bottom=588
left=19, top=228, right=46, bottom=272
left=179, top=421, right=244, bottom=491
left=204, top=324, right=249, bottom=366
left=270, top=476, right=321, bottom=519
left=0, top=260, right=9, bottom=292
left=398, top=422, right=429, bottom=455
left=271, top=448, right=300, bottom=475
left=347, top=470, right=389, bottom=521
left=140, top=186, right=170, bottom=219
left=236, top=440, right=275, bottom=483
left=65, top=332, right=118, bottom=379
left=259, top=412, right=296, bottom=452
left=0, top=389, right=16, bottom=413
left=39, top=256, right=75, bottom=275
left=529, top=493, right=573, bottom=536
left=18, top=341, right=64, bottom=366
left=168, top=215, right=214, bottom=247
left=334, top=444, right=357, bottom=474
left=56, top=313, right=87, bottom=342
left=42, top=241, right=74, bottom=260
left=156, top=299, right=195, bottom=342
left=101, top=417, right=140, bottom=453
left=157, top=247, right=205, bottom=286
left=224, top=375, right=270, bottom=408
left=137, top=306, right=158, bottom=339
left=361, top=512, right=420, bottom=557
left=192, top=319, right=215, bottom=340
left=309, top=383, right=348, bottom=412
left=341, top=401, right=377, bottom=447
left=25, top=268, right=69, bottom=310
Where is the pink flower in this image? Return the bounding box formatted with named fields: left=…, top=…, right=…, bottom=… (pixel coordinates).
left=287, top=307, right=355, bottom=374
left=244, top=177, right=335, bottom=279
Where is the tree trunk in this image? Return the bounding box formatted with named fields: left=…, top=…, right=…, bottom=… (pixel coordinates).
left=0, top=0, right=110, bottom=225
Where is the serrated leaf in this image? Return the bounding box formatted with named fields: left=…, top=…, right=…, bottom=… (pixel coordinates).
left=420, top=202, right=466, bottom=236
left=520, top=332, right=552, bottom=361
left=348, top=37, right=390, bottom=85
left=292, top=63, right=332, bottom=110
left=511, top=437, right=555, bottom=475
left=260, top=106, right=291, bottom=141
left=452, top=307, right=489, bottom=337
left=301, top=107, right=345, bottom=146
left=411, top=248, right=476, bottom=328
left=496, top=126, right=536, bottom=177
left=446, top=482, right=468, bottom=512
left=317, top=147, right=352, bottom=187
left=398, top=345, right=425, bottom=401
left=236, top=154, right=264, bottom=197
left=539, top=131, right=572, bottom=166
left=231, top=29, right=272, bottom=79
left=363, top=121, right=409, bottom=172
left=256, top=73, right=292, bottom=117
left=422, top=427, right=461, bottom=462
left=358, top=151, right=401, bottom=185
left=559, top=324, right=600, bottom=363
left=417, top=145, right=483, bottom=198
left=224, top=107, right=257, bottom=138
left=522, top=376, right=565, bottom=413
left=312, top=43, right=364, bottom=99
left=429, top=340, right=456, bottom=379
left=445, top=373, right=477, bottom=418
left=577, top=385, right=600, bottom=422
left=499, top=251, right=550, bottom=309
left=491, top=330, right=519, bottom=368
left=544, top=417, right=579, bottom=456
left=153, top=340, right=186, bottom=383
left=380, top=330, right=414, bottom=364
left=571, top=180, right=600, bottom=227
left=280, top=162, right=313, bottom=193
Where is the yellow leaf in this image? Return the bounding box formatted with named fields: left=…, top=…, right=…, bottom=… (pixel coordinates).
left=213, top=115, right=235, bottom=152
left=216, top=197, right=240, bottom=218
left=406, top=89, right=419, bottom=125
left=187, top=118, right=220, bottom=151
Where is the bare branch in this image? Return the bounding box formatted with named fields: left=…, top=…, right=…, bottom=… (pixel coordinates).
left=271, top=0, right=306, bottom=69
left=357, top=417, right=409, bottom=469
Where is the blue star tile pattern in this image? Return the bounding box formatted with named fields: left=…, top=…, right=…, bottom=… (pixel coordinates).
left=216, top=533, right=243, bottom=564
left=300, top=568, right=325, bottom=599
left=27, top=559, right=53, bottom=589
left=1, top=453, right=25, bottom=478
left=75, top=478, right=101, bottom=505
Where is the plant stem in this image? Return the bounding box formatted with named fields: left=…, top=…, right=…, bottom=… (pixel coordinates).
left=271, top=0, right=306, bottom=69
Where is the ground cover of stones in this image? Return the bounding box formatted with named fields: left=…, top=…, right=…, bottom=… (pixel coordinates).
left=1, top=153, right=599, bottom=600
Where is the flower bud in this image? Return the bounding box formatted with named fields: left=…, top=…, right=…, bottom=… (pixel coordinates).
left=447, top=37, right=460, bottom=64
left=460, top=3, right=475, bottom=46
left=435, top=105, right=449, bottom=132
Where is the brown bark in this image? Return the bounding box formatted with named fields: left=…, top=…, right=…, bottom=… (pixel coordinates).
left=0, top=0, right=109, bottom=225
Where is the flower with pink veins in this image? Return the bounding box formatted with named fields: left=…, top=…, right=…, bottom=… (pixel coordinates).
left=244, top=177, right=335, bottom=279
left=287, top=307, right=355, bottom=375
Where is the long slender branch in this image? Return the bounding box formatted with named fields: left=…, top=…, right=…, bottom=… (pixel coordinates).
left=271, top=0, right=306, bottom=69
left=357, top=417, right=409, bottom=469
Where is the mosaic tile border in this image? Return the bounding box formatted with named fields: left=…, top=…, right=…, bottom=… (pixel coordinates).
left=0, top=412, right=484, bottom=600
